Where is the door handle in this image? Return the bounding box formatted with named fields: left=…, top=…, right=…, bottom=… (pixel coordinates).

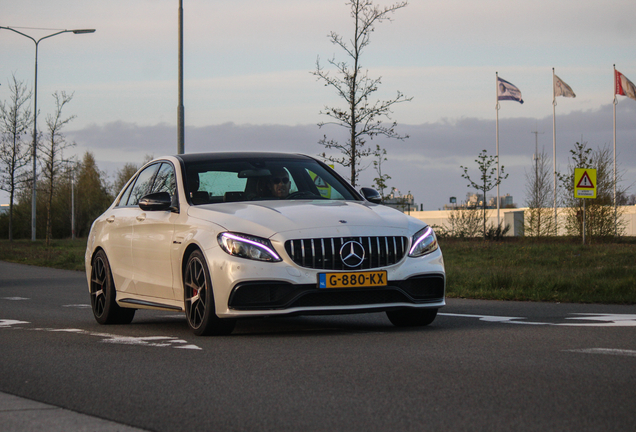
left=136, top=213, right=146, bottom=222
left=106, top=216, right=115, bottom=223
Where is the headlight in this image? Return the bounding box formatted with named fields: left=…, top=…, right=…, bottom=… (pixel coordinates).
left=218, top=232, right=282, bottom=262
left=409, top=226, right=438, bottom=257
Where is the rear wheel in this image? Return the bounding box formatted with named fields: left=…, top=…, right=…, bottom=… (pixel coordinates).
left=184, top=250, right=236, bottom=336
left=90, top=250, right=135, bottom=325
left=386, top=308, right=437, bottom=327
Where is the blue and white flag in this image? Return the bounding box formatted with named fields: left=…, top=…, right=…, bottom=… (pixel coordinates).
left=497, top=77, right=524, bottom=104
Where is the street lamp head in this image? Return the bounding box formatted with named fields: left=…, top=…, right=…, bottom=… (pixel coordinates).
left=72, top=29, right=96, bottom=34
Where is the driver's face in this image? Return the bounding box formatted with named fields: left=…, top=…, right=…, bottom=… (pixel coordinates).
left=269, top=171, right=290, bottom=198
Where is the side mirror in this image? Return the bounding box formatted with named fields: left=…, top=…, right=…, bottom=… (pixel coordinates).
left=139, top=192, right=173, bottom=211
left=360, top=187, right=382, bottom=204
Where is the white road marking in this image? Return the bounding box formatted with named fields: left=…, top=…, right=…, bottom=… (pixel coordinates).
left=96, top=334, right=202, bottom=349
left=0, top=319, right=30, bottom=327
left=560, top=314, right=636, bottom=327
left=565, top=348, right=636, bottom=357
left=62, top=304, right=92, bottom=308
left=439, top=313, right=527, bottom=323
left=438, top=313, right=636, bottom=327
left=2, top=297, right=30, bottom=301
left=0, top=319, right=202, bottom=350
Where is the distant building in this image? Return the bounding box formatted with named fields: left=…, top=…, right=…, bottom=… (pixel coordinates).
left=383, top=191, right=419, bottom=213
left=443, top=193, right=516, bottom=210
left=489, top=194, right=516, bottom=208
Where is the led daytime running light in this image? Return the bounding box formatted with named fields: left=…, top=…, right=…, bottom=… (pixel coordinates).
left=220, top=232, right=281, bottom=261
left=409, top=226, right=433, bottom=255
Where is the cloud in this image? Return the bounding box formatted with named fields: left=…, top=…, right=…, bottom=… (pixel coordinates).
left=63, top=102, right=635, bottom=210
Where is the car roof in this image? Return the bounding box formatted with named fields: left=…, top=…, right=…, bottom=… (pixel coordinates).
left=174, top=152, right=315, bottom=164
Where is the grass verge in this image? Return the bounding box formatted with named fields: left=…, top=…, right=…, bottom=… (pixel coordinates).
left=441, top=237, right=636, bottom=304
left=0, top=238, right=87, bottom=272
left=1, top=237, right=634, bottom=304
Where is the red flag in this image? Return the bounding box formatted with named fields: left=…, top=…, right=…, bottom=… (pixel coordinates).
left=615, top=69, right=636, bottom=101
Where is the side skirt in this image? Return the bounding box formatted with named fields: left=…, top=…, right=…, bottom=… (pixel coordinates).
left=119, top=298, right=184, bottom=312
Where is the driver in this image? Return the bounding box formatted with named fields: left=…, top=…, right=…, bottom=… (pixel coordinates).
left=268, top=168, right=291, bottom=198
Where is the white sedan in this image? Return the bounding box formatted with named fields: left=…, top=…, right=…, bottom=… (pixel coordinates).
left=86, top=152, right=445, bottom=335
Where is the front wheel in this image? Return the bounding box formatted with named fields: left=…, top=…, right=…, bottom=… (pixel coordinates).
left=386, top=308, right=437, bottom=327
left=90, top=250, right=135, bottom=325
left=184, top=250, right=236, bottom=336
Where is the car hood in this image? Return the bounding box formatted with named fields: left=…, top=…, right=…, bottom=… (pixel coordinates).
left=187, top=200, right=424, bottom=239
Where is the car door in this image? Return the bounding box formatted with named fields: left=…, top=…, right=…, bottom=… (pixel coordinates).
left=103, top=164, right=159, bottom=294
left=131, top=162, right=178, bottom=300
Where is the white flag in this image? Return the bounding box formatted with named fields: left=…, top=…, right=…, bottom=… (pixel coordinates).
left=554, top=75, right=576, bottom=98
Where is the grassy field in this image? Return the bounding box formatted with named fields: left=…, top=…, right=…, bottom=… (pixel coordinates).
left=441, top=237, right=636, bottom=304
left=0, top=238, right=87, bottom=272
left=1, top=237, right=635, bottom=304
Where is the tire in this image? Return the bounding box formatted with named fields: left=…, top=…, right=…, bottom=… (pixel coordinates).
left=386, top=308, right=437, bottom=327
left=184, top=250, right=236, bottom=336
left=90, top=250, right=135, bottom=325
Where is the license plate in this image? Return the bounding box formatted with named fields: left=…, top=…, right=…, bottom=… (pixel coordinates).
left=318, top=271, right=387, bottom=289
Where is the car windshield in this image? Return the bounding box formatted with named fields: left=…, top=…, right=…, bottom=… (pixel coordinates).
left=182, top=157, right=360, bottom=205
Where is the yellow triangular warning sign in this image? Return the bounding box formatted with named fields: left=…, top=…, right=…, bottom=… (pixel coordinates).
left=577, top=171, right=594, bottom=188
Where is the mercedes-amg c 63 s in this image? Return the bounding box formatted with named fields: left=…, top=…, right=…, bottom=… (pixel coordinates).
left=86, top=153, right=445, bottom=335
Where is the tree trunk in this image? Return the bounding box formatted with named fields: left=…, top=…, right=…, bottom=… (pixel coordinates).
left=8, top=191, right=14, bottom=242
left=483, top=180, right=487, bottom=238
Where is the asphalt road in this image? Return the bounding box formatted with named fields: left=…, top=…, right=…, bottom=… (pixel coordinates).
left=1, top=260, right=635, bottom=432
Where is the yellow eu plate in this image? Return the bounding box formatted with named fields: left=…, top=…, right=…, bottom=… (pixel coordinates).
left=318, top=271, right=387, bottom=288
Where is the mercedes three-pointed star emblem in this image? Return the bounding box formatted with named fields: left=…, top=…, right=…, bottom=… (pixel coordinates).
left=339, top=241, right=365, bottom=268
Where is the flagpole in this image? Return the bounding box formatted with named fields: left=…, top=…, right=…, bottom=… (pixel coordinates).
left=496, top=72, right=500, bottom=226
left=613, top=64, right=617, bottom=236
left=552, top=68, right=557, bottom=236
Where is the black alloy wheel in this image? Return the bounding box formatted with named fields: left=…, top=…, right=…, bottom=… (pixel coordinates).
left=184, top=250, right=236, bottom=336
left=90, top=250, right=135, bottom=325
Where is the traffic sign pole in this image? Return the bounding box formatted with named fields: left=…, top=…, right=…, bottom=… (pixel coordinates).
left=583, top=199, right=586, bottom=245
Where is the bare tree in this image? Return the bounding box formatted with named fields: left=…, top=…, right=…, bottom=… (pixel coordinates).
left=460, top=149, right=508, bottom=238
left=39, top=91, right=76, bottom=245
left=0, top=75, right=32, bottom=241
left=312, top=0, right=412, bottom=187
left=443, top=203, right=482, bottom=238
left=524, top=148, right=555, bottom=236
left=371, top=145, right=391, bottom=199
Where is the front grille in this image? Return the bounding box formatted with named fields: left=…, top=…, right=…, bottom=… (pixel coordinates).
left=284, top=236, right=408, bottom=270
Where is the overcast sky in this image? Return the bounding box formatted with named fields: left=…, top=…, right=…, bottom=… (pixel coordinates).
left=2, top=0, right=636, bottom=209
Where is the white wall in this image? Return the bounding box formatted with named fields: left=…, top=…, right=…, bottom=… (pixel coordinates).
left=406, top=206, right=636, bottom=236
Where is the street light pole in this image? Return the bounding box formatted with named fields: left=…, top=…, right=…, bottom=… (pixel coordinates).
left=177, top=0, right=185, bottom=154
left=0, top=26, right=95, bottom=241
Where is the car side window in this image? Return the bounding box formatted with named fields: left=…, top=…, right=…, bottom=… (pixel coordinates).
left=116, top=180, right=134, bottom=207
left=151, top=163, right=176, bottom=197
left=127, top=164, right=160, bottom=206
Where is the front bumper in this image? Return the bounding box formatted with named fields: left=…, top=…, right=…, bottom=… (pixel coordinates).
left=205, top=244, right=446, bottom=318
left=229, top=274, right=445, bottom=310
